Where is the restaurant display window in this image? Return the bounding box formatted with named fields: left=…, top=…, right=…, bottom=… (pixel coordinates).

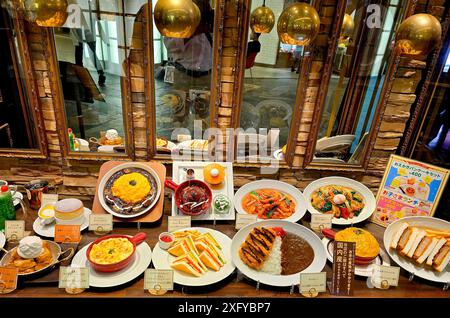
left=52, top=0, right=148, bottom=156
left=0, top=2, right=46, bottom=157
left=234, top=0, right=310, bottom=163
left=151, top=0, right=217, bottom=157
left=305, top=0, right=407, bottom=169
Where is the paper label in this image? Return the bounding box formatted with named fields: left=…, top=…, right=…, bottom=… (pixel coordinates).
left=144, top=269, right=174, bottom=291
left=5, top=220, right=25, bottom=241
left=331, top=241, right=355, bottom=296
left=89, top=214, right=113, bottom=232
left=299, top=272, right=327, bottom=294
left=59, top=266, right=89, bottom=289
left=371, top=264, right=400, bottom=289
left=54, top=224, right=81, bottom=243
left=40, top=193, right=58, bottom=207
left=235, top=214, right=258, bottom=230
left=310, top=214, right=333, bottom=232
left=168, top=216, right=191, bottom=232
left=164, top=65, right=175, bottom=84
left=0, top=267, right=18, bottom=292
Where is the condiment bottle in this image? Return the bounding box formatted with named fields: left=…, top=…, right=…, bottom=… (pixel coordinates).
left=68, top=128, right=75, bottom=151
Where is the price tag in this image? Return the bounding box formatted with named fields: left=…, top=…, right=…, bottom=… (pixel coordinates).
left=5, top=220, right=25, bottom=241
left=144, top=269, right=174, bottom=295
left=370, top=264, right=400, bottom=289
left=0, top=267, right=18, bottom=293
left=54, top=224, right=81, bottom=243
left=89, top=214, right=113, bottom=233
left=40, top=193, right=58, bottom=207
left=331, top=241, right=355, bottom=296
left=235, top=214, right=257, bottom=230
left=59, top=266, right=89, bottom=289
left=299, top=272, right=327, bottom=296
left=310, top=214, right=333, bottom=232
left=168, top=216, right=191, bottom=232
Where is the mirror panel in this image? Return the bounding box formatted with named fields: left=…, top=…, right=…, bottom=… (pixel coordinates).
left=153, top=0, right=215, bottom=156
left=0, top=5, right=39, bottom=150
left=53, top=0, right=147, bottom=155
left=312, top=0, right=405, bottom=166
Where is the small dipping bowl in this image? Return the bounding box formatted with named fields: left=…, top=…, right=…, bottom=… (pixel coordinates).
left=158, top=232, right=174, bottom=250
left=38, top=204, right=55, bottom=225
left=213, top=194, right=231, bottom=214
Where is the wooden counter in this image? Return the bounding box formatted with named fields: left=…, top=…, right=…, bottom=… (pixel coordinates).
left=2, top=197, right=449, bottom=299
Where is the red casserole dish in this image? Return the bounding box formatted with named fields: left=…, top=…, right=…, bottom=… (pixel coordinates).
left=86, top=232, right=147, bottom=273
left=165, top=179, right=212, bottom=216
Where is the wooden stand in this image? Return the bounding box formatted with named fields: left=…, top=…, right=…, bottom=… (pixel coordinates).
left=92, top=161, right=166, bottom=224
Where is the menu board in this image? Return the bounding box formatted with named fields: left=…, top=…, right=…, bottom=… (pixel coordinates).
left=372, top=155, right=449, bottom=227
left=331, top=241, right=355, bottom=296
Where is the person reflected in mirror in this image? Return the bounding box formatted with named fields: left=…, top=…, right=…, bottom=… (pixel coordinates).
left=69, top=0, right=106, bottom=87
left=163, top=0, right=214, bottom=88
left=246, top=32, right=261, bottom=76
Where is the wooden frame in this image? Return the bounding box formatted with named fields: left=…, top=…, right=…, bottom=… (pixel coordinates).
left=303, top=0, right=415, bottom=172
left=0, top=4, right=48, bottom=158
left=45, top=2, right=138, bottom=161
left=149, top=0, right=225, bottom=160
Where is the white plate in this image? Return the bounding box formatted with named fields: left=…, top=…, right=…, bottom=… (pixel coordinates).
left=71, top=237, right=152, bottom=288
left=234, top=180, right=307, bottom=223
left=0, top=231, right=5, bottom=250
left=171, top=161, right=235, bottom=221
left=273, top=149, right=285, bottom=161
left=303, top=177, right=376, bottom=225
left=32, top=208, right=91, bottom=238
left=13, top=191, right=23, bottom=206
left=152, top=227, right=235, bottom=287
left=231, top=220, right=327, bottom=287
left=316, top=135, right=355, bottom=152
left=98, top=162, right=161, bottom=219
left=383, top=216, right=450, bottom=284
left=322, top=237, right=390, bottom=277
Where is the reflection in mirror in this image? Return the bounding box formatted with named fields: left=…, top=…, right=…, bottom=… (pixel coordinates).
left=54, top=0, right=147, bottom=154
left=314, top=0, right=404, bottom=165
left=239, top=0, right=307, bottom=162
left=153, top=0, right=214, bottom=156
left=0, top=5, right=37, bottom=149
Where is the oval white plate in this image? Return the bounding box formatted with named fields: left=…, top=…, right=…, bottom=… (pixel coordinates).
left=71, top=237, right=152, bottom=288
left=152, top=227, right=235, bottom=287
left=33, top=208, right=91, bottom=238
left=98, top=162, right=161, bottom=219
left=231, top=220, right=327, bottom=287
left=384, top=216, right=450, bottom=284
left=303, top=177, right=376, bottom=225
left=0, top=231, right=5, bottom=250
left=13, top=191, right=23, bottom=206
left=234, top=180, right=307, bottom=223
left=322, top=237, right=390, bottom=277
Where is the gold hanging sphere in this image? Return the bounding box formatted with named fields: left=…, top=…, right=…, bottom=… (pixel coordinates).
left=23, top=0, right=68, bottom=27
left=341, top=14, right=354, bottom=38
left=154, top=0, right=201, bottom=38
left=277, top=3, right=320, bottom=46
left=250, top=6, right=275, bottom=34
left=396, top=13, right=442, bottom=56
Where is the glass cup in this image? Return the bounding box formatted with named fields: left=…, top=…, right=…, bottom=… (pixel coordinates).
left=24, top=180, right=49, bottom=210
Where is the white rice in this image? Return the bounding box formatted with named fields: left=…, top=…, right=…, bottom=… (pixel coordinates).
left=260, top=236, right=282, bottom=275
